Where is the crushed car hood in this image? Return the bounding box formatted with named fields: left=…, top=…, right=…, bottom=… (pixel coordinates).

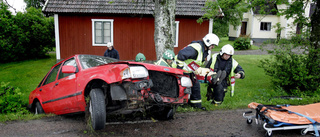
left=110, top=61, right=186, bottom=75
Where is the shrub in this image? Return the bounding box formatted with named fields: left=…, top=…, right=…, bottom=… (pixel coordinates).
left=0, top=82, right=29, bottom=114
left=0, top=4, right=55, bottom=63
left=259, top=43, right=320, bottom=96
left=233, top=37, right=251, bottom=50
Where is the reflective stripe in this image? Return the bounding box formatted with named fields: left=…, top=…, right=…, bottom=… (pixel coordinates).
left=213, top=100, right=222, bottom=104
left=172, top=43, right=204, bottom=72
left=190, top=100, right=202, bottom=103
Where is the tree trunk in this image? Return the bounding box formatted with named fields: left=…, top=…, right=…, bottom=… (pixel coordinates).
left=308, top=0, right=320, bottom=87
left=153, top=0, right=176, bottom=60
left=310, top=1, right=320, bottom=49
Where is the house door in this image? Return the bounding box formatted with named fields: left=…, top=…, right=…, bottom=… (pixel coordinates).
left=240, top=22, right=247, bottom=36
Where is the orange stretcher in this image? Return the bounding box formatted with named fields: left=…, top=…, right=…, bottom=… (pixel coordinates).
left=243, top=102, right=320, bottom=137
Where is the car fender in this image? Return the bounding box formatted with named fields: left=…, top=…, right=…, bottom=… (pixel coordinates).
left=28, top=93, right=44, bottom=111
left=80, top=64, right=128, bottom=84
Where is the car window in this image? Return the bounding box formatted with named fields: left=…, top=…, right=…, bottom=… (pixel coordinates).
left=37, top=72, right=49, bottom=88
left=43, top=64, right=61, bottom=86
left=58, top=58, right=77, bottom=79
left=79, top=55, right=118, bottom=69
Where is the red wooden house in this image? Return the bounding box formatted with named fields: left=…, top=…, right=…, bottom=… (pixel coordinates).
left=43, top=0, right=214, bottom=61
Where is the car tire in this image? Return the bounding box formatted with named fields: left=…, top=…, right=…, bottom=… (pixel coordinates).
left=88, top=88, right=106, bottom=130
left=35, top=101, right=44, bottom=114
left=151, top=106, right=176, bottom=120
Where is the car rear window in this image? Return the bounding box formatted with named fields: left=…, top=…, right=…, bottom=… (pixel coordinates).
left=79, top=55, right=118, bottom=69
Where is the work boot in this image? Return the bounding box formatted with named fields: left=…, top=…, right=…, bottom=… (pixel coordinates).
left=199, top=107, right=206, bottom=111
left=211, top=100, right=222, bottom=106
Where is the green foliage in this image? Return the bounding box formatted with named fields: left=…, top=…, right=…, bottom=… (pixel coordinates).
left=212, top=21, right=229, bottom=37
left=259, top=39, right=320, bottom=96
left=198, top=0, right=250, bottom=28
left=233, top=37, right=251, bottom=50
left=0, top=82, right=29, bottom=114
left=0, top=4, right=55, bottom=63
left=24, top=0, right=46, bottom=9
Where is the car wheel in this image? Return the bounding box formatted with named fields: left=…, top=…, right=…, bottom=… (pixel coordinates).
left=35, top=101, right=44, bottom=114
left=151, top=106, right=176, bottom=120
left=88, top=88, right=106, bottom=130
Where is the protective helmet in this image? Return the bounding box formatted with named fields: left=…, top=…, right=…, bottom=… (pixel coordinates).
left=135, top=53, right=146, bottom=62
left=220, top=44, right=234, bottom=56
left=203, top=33, right=220, bottom=47
left=162, top=49, right=175, bottom=60
left=106, top=42, right=113, bottom=48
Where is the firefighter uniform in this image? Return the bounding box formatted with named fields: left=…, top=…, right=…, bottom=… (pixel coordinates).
left=205, top=51, right=245, bottom=105
left=172, top=41, right=209, bottom=109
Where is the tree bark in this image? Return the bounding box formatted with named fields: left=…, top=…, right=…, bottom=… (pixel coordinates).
left=153, top=0, right=176, bottom=60
left=310, top=0, right=320, bottom=49
left=308, top=0, right=320, bottom=86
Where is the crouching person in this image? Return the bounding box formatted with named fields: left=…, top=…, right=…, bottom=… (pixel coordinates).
left=205, top=44, right=245, bottom=106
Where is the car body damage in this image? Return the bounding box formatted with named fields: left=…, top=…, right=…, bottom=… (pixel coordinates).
left=28, top=54, right=192, bottom=130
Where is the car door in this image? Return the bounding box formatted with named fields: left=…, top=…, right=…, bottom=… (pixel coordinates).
left=51, top=57, right=79, bottom=114
left=39, top=63, right=62, bottom=113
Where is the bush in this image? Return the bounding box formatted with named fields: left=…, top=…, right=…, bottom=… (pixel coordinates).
left=0, top=3, right=55, bottom=63
left=233, top=37, right=251, bottom=50
left=259, top=43, right=320, bottom=96
left=0, top=82, right=29, bottom=114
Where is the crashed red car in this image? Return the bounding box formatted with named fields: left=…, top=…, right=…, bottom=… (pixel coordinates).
left=28, top=54, right=192, bottom=130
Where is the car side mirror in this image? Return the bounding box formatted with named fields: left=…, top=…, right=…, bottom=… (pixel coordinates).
left=62, top=65, right=77, bottom=73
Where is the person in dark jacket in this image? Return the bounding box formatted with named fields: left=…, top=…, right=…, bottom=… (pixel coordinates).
left=205, top=44, right=245, bottom=106
left=172, top=33, right=220, bottom=110
left=104, top=42, right=119, bottom=60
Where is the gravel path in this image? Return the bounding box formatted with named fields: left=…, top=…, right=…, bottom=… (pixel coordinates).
left=0, top=109, right=314, bottom=137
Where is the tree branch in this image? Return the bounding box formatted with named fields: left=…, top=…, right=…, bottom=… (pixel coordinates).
left=3, top=0, right=17, bottom=13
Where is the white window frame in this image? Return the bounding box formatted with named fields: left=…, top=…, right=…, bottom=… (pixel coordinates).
left=260, top=22, right=271, bottom=31
left=174, top=21, right=179, bottom=47
left=91, top=19, right=114, bottom=46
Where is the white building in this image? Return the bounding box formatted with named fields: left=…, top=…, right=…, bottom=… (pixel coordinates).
left=228, top=2, right=315, bottom=43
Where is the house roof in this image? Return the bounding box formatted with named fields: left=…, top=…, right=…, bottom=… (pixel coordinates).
left=42, top=0, right=212, bottom=16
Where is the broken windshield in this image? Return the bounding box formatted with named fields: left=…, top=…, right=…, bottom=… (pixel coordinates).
left=79, top=55, right=118, bottom=69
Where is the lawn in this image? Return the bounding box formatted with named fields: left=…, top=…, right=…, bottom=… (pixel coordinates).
left=0, top=53, right=57, bottom=106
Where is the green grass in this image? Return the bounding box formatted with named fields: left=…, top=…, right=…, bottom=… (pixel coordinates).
left=0, top=53, right=57, bottom=106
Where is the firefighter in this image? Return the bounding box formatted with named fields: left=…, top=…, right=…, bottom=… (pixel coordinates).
left=155, top=49, right=175, bottom=67
left=135, top=53, right=146, bottom=62
left=205, top=44, right=245, bottom=106
left=172, top=33, right=220, bottom=110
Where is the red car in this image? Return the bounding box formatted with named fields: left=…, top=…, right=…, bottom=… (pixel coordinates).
left=28, top=54, right=192, bottom=130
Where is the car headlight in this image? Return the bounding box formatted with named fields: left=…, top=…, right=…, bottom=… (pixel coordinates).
left=121, top=66, right=149, bottom=79
left=181, top=76, right=192, bottom=88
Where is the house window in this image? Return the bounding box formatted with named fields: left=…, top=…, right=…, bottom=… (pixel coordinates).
left=92, top=19, right=114, bottom=46
left=260, top=22, right=271, bottom=31
left=173, top=21, right=179, bottom=47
